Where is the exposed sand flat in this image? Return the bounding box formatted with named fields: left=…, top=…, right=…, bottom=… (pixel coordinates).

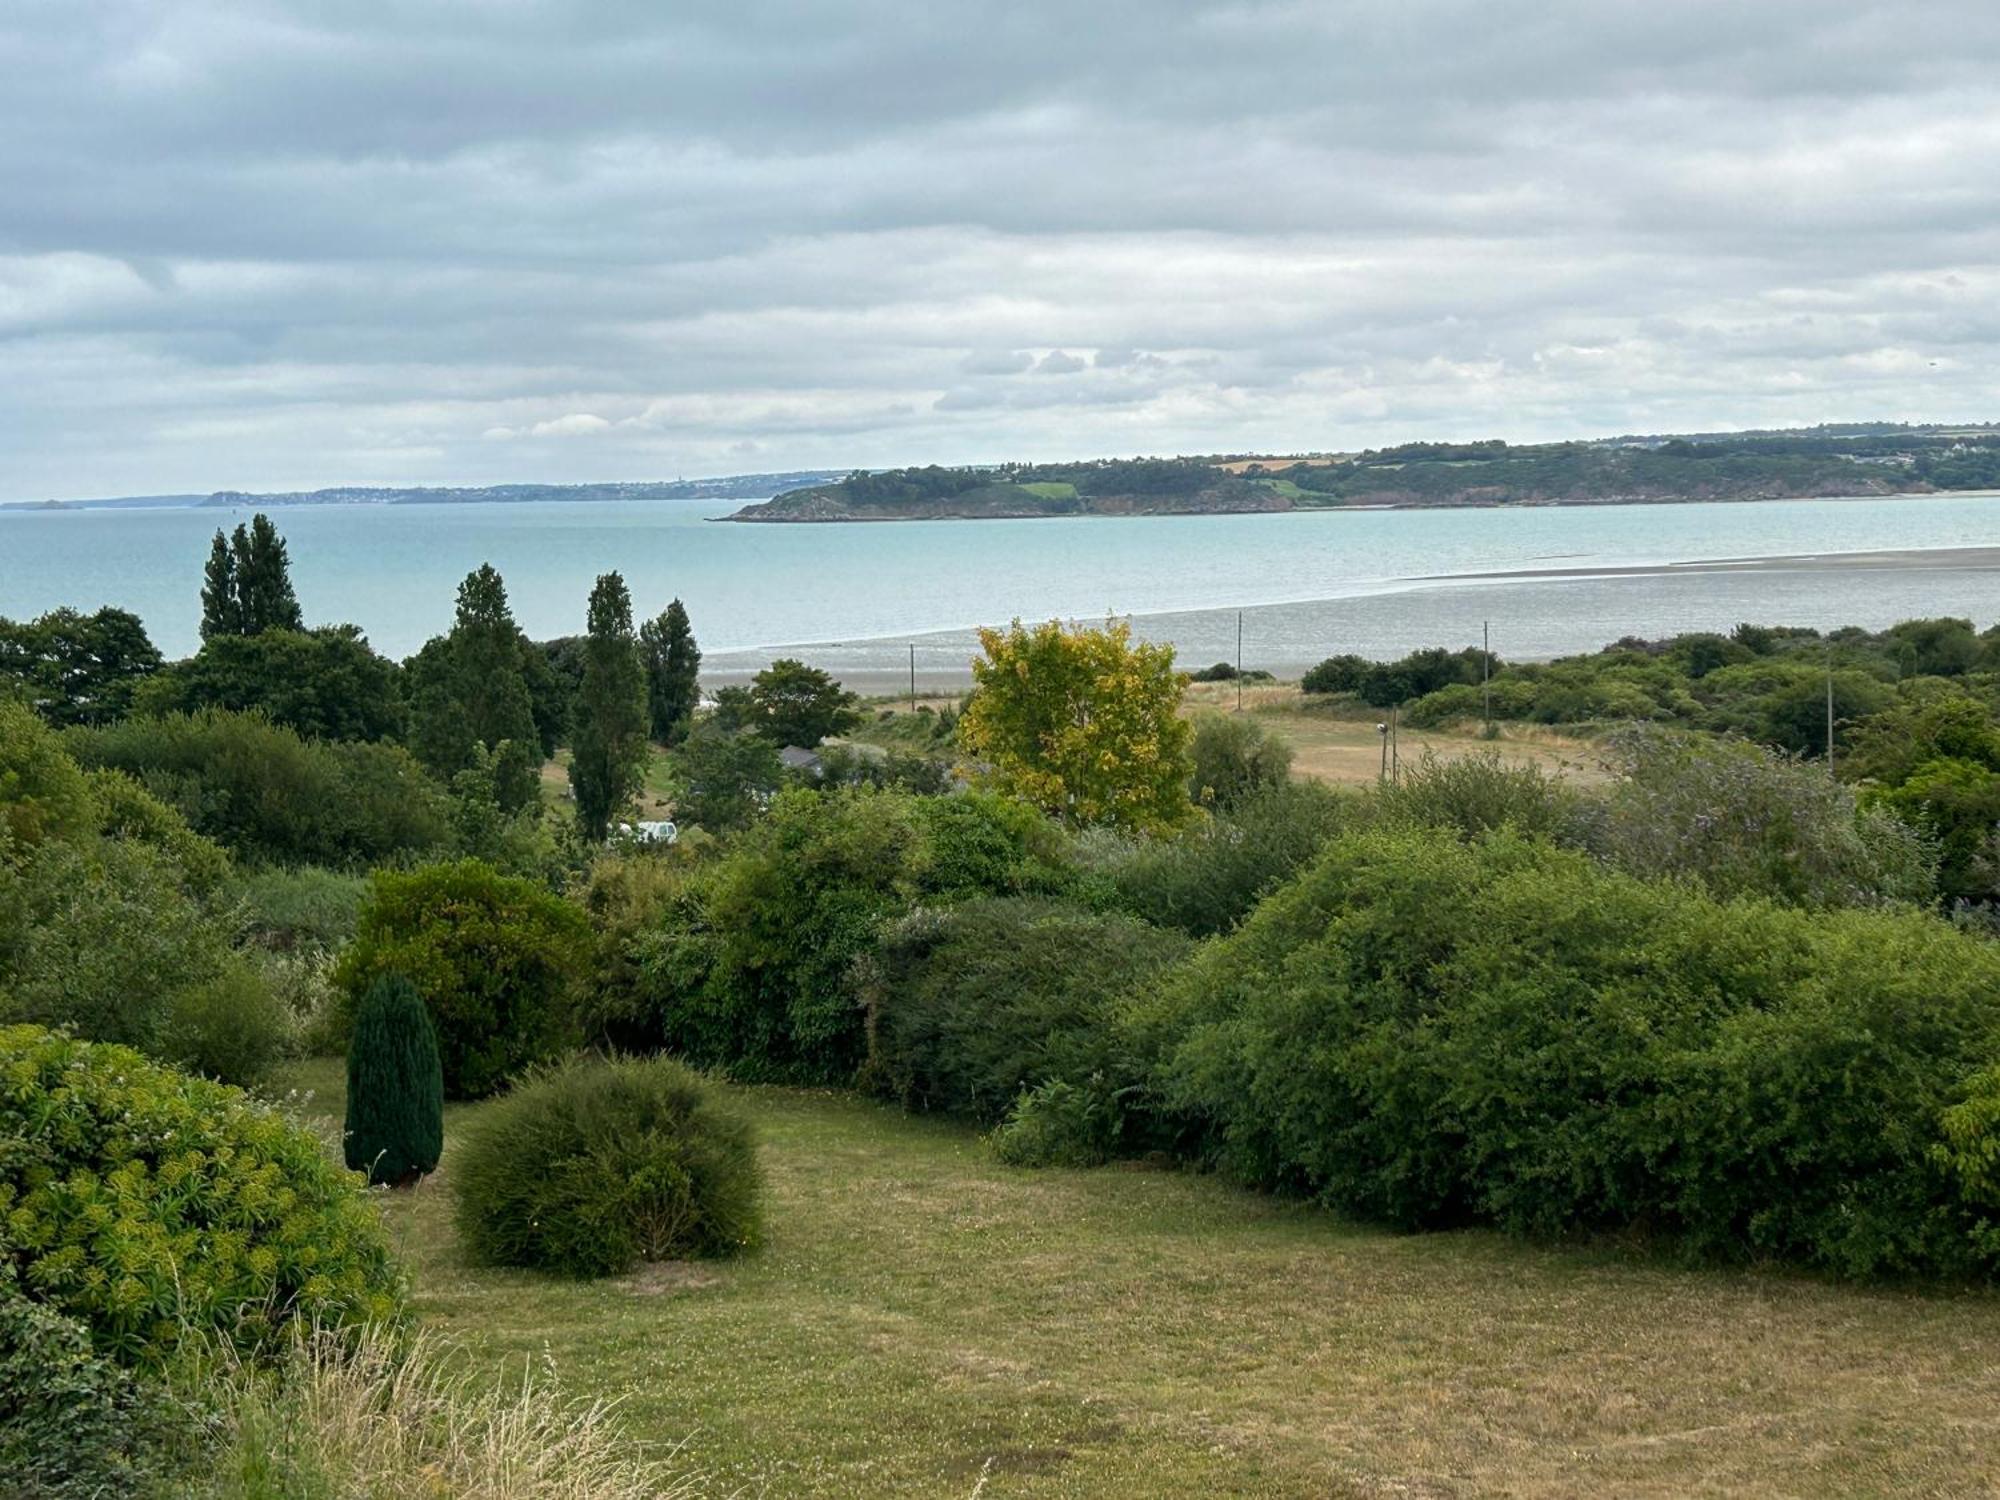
left=1417, top=544, right=2000, bottom=583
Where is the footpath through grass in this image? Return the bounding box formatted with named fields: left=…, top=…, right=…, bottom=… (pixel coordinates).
left=284, top=1060, right=2000, bottom=1498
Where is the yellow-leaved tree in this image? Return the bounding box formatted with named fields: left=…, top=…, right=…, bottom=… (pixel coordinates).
left=958, top=618, right=1194, bottom=832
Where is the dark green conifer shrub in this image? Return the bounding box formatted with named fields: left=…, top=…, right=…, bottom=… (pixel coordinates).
left=451, top=1055, right=761, bottom=1278
left=0, top=1025, right=402, bottom=1366
left=344, top=975, right=445, bottom=1186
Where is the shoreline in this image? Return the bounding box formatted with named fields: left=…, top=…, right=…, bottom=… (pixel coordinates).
left=701, top=540, right=2000, bottom=692
left=716, top=487, right=1997, bottom=525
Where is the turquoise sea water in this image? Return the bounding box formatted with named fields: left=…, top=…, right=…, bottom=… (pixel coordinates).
left=3, top=494, right=1998, bottom=684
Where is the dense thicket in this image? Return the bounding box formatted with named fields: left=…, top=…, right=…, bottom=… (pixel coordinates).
left=65, top=709, right=451, bottom=867
left=135, top=625, right=404, bottom=741
left=1, top=703, right=293, bottom=1084
left=596, top=787, right=1074, bottom=1079
left=861, top=898, right=1191, bottom=1124
left=1040, top=828, right=2000, bottom=1277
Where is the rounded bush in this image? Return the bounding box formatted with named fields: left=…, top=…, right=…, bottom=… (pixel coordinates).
left=451, top=1054, right=761, bottom=1278
left=334, top=859, right=591, bottom=1099
left=0, top=1025, right=402, bottom=1367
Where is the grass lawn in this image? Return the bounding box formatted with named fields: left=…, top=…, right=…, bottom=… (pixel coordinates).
left=284, top=1059, right=2000, bottom=1498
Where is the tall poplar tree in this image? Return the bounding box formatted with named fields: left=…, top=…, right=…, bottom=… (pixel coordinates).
left=235, top=514, right=304, bottom=632
left=407, top=564, right=542, bottom=812
left=199, top=531, right=242, bottom=640
left=639, top=598, right=701, bottom=745
left=200, top=513, right=301, bottom=637
left=569, top=571, right=648, bottom=840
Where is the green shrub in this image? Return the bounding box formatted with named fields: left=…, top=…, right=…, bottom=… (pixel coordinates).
left=1146, top=828, right=2000, bottom=1277
left=65, top=710, right=451, bottom=868
left=989, top=1078, right=1128, bottom=1168
left=344, top=976, right=444, bottom=1187
left=229, top=865, right=370, bottom=952
left=910, top=790, right=1074, bottom=899
left=163, top=953, right=295, bottom=1086
left=451, top=1055, right=761, bottom=1277
left=621, top=787, right=1083, bottom=1079
left=0, top=1025, right=402, bottom=1366
left=334, top=860, right=590, bottom=1100
left=1, top=833, right=237, bottom=1057
left=860, top=898, right=1191, bottom=1124
left=0, top=1273, right=190, bottom=1499
left=1186, top=712, right=1293, bottom=809
left=1378, top=750, right=1586, bottom=843
left=1095, top=779, right=1354, bottom=938
left=1596, top=726, right=1935, bottom=908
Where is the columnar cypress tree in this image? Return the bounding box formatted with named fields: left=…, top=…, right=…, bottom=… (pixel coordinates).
left=570, top=571, right=648, bottom=840
left=344, top=974, right=445, bottom=1187
left=199, top=531, right=242, bottom=640
left=639, top=598, right=701, bottom=745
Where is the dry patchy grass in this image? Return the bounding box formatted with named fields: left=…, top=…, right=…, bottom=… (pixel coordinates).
left=281, top=1061, right=2000, bottom=1498
left=1183, top=680, right=1602, bottom=789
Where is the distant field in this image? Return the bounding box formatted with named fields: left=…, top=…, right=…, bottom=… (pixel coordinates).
left=282, top=1061, right=2000, bottom=1498
left=1184, top=680, right=1603, bottom=786
left=848, top=683, right=1600, bottom=790
left=1211, top=456, right=1344, bottom=473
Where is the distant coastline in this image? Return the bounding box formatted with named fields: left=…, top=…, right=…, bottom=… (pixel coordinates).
left=1, top=472, right=847, bottom=513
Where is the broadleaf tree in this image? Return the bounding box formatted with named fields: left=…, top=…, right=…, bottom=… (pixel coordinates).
left=958, top=618, right=1194, bottom=833
left=200, top=513, right=302, bottom=638
left=747, top=658, right=859, bottom=747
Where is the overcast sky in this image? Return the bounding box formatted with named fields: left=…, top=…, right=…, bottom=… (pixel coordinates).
left=4, top=1, right=1999, bottom=499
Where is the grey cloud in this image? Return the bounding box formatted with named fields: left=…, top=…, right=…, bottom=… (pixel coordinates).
left=2, top=1, right=1999, bottom=498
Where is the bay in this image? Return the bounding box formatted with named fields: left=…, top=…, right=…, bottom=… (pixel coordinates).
left=3, top=493, right=1999, bottom=686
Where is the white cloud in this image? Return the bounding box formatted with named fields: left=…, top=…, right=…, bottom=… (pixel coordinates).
left=528, top=412, right=612, bottom=437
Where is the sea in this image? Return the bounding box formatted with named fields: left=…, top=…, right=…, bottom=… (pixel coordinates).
left=4, top=493, right=1999, bottom=689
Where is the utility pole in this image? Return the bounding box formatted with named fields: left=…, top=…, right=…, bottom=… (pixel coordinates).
left=909, top=643, right=917, bottom=714
left=1826, top=644, right=1836, bottom=776
left=1390, top=704, right=1401, bottom=781
left=1482, top=620, right=1492, bottom=737
left=1378, top=719, right=1389, bottom=781
left=1235, top=611, right=1244, bottom=713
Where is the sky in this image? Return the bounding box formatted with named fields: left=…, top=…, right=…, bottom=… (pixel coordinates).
left=4, top=0, right=2000, bottom=500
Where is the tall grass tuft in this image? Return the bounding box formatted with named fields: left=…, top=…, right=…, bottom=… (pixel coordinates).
left=198, top=1325, right=708, bottom=1500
